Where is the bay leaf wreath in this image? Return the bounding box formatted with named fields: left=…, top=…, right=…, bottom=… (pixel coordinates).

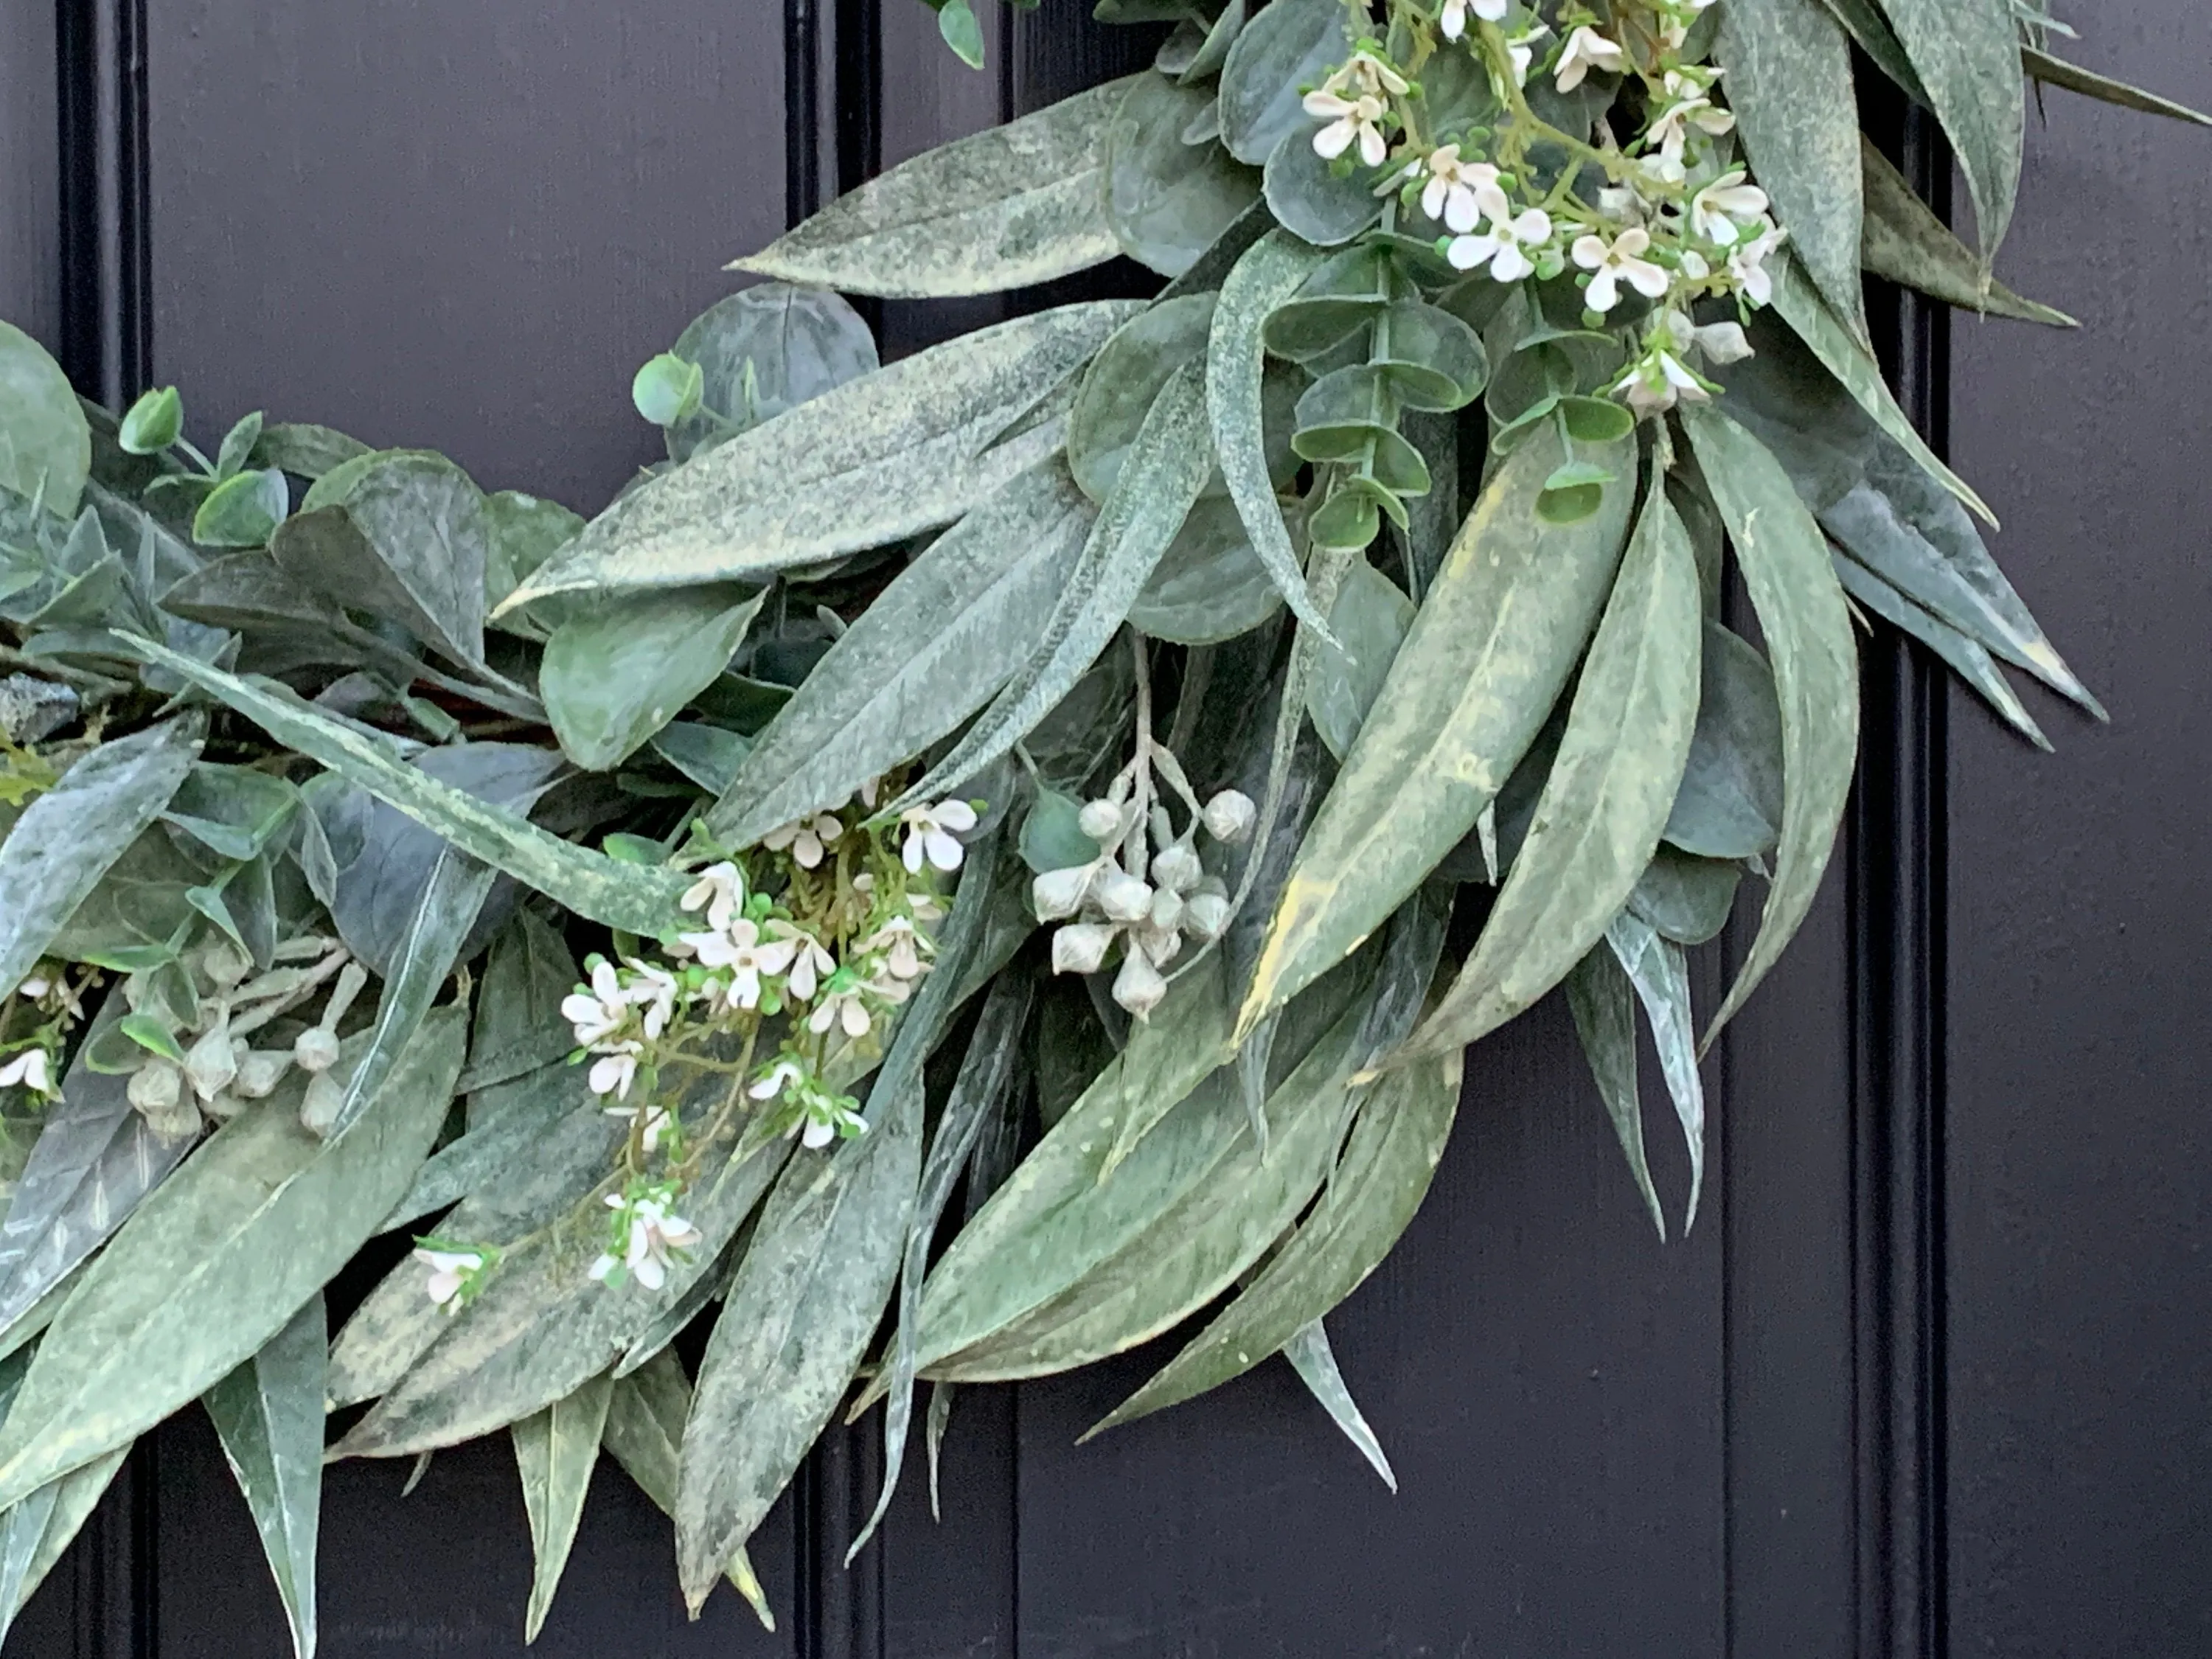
left=0, top=0, right=2196, bottom=1645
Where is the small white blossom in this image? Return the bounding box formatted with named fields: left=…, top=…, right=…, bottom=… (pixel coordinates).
left=1447, top=193, right=1554, bottom=283
left=900, top=799, right=978, bottom=874
left=1306, top=91, right=1391, bottom=167
left=864, top=916, right=931, bottom=981
left=1504, top=24, right=1547, bottom=86
left=1200, top=789, right=1256, bottom=844
left=1318, top=49, right=1409, bottom=102
left=415, top=1246, right=486, bottom=1312
left=1614, top=344, right=1710, bottom=417
left=1051, top=922, right=1119, bottom=976
left=1647, top=70, right=1736, bottom=167
left=1689, top=171, right=1770, bottom=247
left=807, top=976, right=875, bottom=1040
left=767, top=922, right=838, bottom=1001
left=679, top=861, right=746, bottom=932
left=605, top=1099, right=674, bottom=1152
left=1438, top=0, right=1507, bottom=39
left=681, top=918, right=796, bottom=1011
left=562, top=959, right=632, bottom=1047
left=763, top=810, right=844, bottom=869
left=589, top=1193, right=700, bottom=1293
left=625, top=959, right=681, bottom=1040
left=588, top=1042, right=644, bottom=1100
left=1571, top=226, right=1671, bottom=313
left=1554, top=25, right=1626, bottom=92
left=1112, top=946, right=1168, bottom=1020
left=1419, top=145, right=1500, bottom=234
left=0, top=1048, right=52, bottom=1096
left=1727, top=219, right=1786, bottom=306
left=748, top=1058, right=806, bottom=1102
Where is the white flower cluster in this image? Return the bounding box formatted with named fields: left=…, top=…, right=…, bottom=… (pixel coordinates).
left=1032, top=753, right=1254, bottom=1020
left=115, top=937, right=366, bottom=1141
left=589, top=1181, right=702, bottom=1292
left=0, top=964, right=88, bottom=1099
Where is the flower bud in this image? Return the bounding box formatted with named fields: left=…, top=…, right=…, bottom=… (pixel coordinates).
left=128, top=1058, right=183, bottom=1114
left=1077, top=799, right=1124, bottom=843
left=1183, top=891, right=1231, bottom=939
left=232, top=1048, right=292, bottom=1100
left=293, top=1026, right=342, bottom=1073
left=1051, top=923, right=1118, bottom=977
left=198, top=939, right=251, bottom=992
left=1095, top=870, right=1155, bottom=924
left=1112, top=945, right=1167, bottom=1020
left=1148, top=887, right=1185, bottom=932
left=183, top=1018, right=238, bottom=1103
left=1150, top=841, right=1203, bottom=894
left=1201, top=790, right=1256, bottom=844
left=300, top=1069, right=345, bottom=1137
left=1031, top=862, right=1096, bottom=922
left=1135, top=924, right=1183, bottom=967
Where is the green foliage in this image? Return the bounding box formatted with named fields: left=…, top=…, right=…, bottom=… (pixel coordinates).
left=0, top=0, right=2183, bottom=1627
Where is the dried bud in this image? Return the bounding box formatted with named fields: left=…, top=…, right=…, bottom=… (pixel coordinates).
left=1183, top=891, right=1231, bottom=939
left=1094, top=871, right=1155, bottom=924
left=128, top=1057, right=184, bottom=1115
left=198, top=939, right=251, bottom=992
left=1031, top=862, right=1096, bottom=922
left=1135, top=924, right=1183, bottom=967
left=300, top=1069, right=345, bottom=1137
left=293, top=1026, right=342, bottom=1073
left=232, top=1048, right=292, bottom=1100
left=1051, top=922, right=1118, bottom=977
left=183, top=1017, right=239, bottom=1103
left=1148, top=887, right=1185, bottom=932
left=1150, top=841, right=1203, bottom=894
left=1077, top=799, right=1124, bottom=843
left=1200, top=790, right=1256, bottom=844
left=1111, top=945, right=1167, bottom=1020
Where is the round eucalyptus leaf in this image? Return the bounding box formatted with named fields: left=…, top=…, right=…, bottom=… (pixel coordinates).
left=1559, top=394, right=1635, bottom=444
left=116, top=386, right=181, bottom=459
left=666, top=285, right=880, bottom=464
left=191, top=468, right=290, bottom=550
left=1374, top=302, right=1487, bottom=411
left=1105, top=74, right=1263, bottom=279
left=1367, top=428, right=1430, bottom=497
left=1179, top=0, right=1246, bottom=84
left=936, top=0, right=984, bottom=68
left=1262, top=129, right=1385, bottom=246
left=1627, top=844, right=1743, bottom=946
left=1535, top=481, right=1606, bottom=525
left=633, top=353, right=705, bottom=428
left=1217, top=0, right=1349, bottom=165
left=1308, top=483, right=1380, bottom=552
left=0, top=321, right=93, bottom=518
left=1067, top=294, right=1216, bottom=501
left=541, top=587, right=767, bottom=771
left=1291, top=365, right=1397, bottom=462
left=1019, top=784, right=1096, bottom=875
left=1128, top=497, right=1284, bottom=644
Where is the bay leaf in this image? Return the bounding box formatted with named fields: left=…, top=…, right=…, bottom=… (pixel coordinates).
left=204, top=1293, right=324, bottom=1659
left=510, top=1370, right=613, bottom=1642
left=541, top=586, right=765, bottom=771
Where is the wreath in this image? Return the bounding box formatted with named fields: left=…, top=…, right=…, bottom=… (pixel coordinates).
left=0, top=0, right=2196, bottom=1645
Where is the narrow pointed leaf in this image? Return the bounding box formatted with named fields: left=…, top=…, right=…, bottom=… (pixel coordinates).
left=204, top=1293, right=324, bottom=1659
left=1565, top=944, right=1665, bottom=1239
left=2021, top=47, right=2212, bottom=128
left=1815, top=0, right=1928, bottom=105
left=1858, top=138, right=2073, bottom=326
left=1833, top=554, right=2048, bottom=748
left=0, top=1443, right=128, bottom=1637
left=511, top=1371, right=614, bottom=1643
left=1682, top=407, right=1860, bottom=1047
left=1604, top=914, right=1707, bottom=1232
left=1869, top=0, right=2023, bottom=254
left=1282, top=1319, right=1396, bottom=1491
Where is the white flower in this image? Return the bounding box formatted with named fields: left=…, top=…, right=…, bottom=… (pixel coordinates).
left=807, top=978, right=875, bottom=1040
left=763, top=810, right=844, bottom=869
left=1051, top=922, right=1119, bottom=976
left=800, top=1116, right=837, bottom=1150
left=1319, top=49, right=1409, bottom=102
left=605, top=1099, right=674, bottom=1152
left=748, top=1058, right=806, bottom=1102
left=0, top=1048, right=52, bottom=1096
left=415, top=1247, right=485, bottom=1311
left=1680, top=248, right=1711, bottom=281
left=562, top=959, right=632, bottom=1046
left=1689, top=171, right=1769, bottom=247
left=680, top=918, right=796, bottom=1010
left=1613, top=346, right=1710, bottom=417
left=1305, top=91, right=1391, bottom=168
left=1727, top=219, right=1786, bottom=306
left=590, top=1194, right=701, bottom=1293
left=1554, top=25, right=1626, bottom=92
left=767, top=922, right=838, bottom=1001
left=1438, top=0, right=1507, bottom=39
left=588, top=1042, right=644, bottom=1100
left=1419, top=145, right=1500, bottom=234
left=1094, top=869, right=1155, bottom=924
left=864, top=916, right=931, bottom=981
left=679, top=861, right=745, bottom=932
left=1504, top=24, right=1547, bottom=86
left=623, top=959, right=680, bottom=1040
left=1112, top=946, right=1168, bottom=1020
left=900, top=799, right=978, bottom=874
left=1571, top=226, right=1671, bottom=313
left=1447, top=194, right=1554, bottom=283
left=1032, top=860, right=1101, bottom=922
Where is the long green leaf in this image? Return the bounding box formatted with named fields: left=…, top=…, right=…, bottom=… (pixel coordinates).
left=0, top=717, right=201, bottom=999
left=731, top=77, right=1135, bottom=296
left=0, top=1009, right=463, bottom=1509
left=1604, top=913, right=1707, bottom=1231
left=1768, top=248, right=1994, bottom=526
left=116, top=636, right=689, bottom=939
left=1719, top=0, right=1868, bottom=338
left=1815, top=0, right=1928, bottom=105
left=1281, top=1318, right=1396, bottom=1491
left=2021, top=46, right=2212, bottom=128
left=511, top=1371, right=614, bottom=1643
left=1682, top=407, right=1860, bottom=1048
left=0, top=1443, right=128, bottom=1639
left=204, top=1293, right=324, bottom=1659
left=1871, top=0, right=2023, bottom=255
left=0, top=321, right=91, bottom=518
left=1210, top=229, right=1333, bottom=635
left=708, top=461, right=1093, bottom=849
left=498, top=302, right=1139, bottom=606
left=1858, top=138, right=2073, bottom=327
left=1832, top=553, right=2048, bottom=748
left=880, top=358, right=1214, bottom=819
left=1234, top=426, right=1635, bottom=1039
left=1565, top=943, right=1666, bottom=1240
left=1398, top=484, right=1700, bottom=1065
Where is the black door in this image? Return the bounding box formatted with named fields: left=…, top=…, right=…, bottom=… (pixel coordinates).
left=4, top=2, right=2206, bottom=1655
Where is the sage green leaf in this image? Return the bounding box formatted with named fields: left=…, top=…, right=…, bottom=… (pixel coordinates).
left=601, top=1351, right=773, bottom=1628
left=1870, top=0, right=2023, bottom=255
left=1105, top=75, right=1263, bottom=278
left=1859, top=139, right=2072, bottom=326
left=1211, top=229, right=1334, bottom=636
left=1262, top=129, right=1384, bottom=247
left=250, top=422, right=371, bottom=481
left=1769, top=248, right=1994, bottom=526
left=1217, top=0, right=1349, bottom=165
left=1818, top=439, right=2096, bottom=714
left=1833, top=553, right=2047, bottom=748
left=1234, top=426, right=1635, bottom=1040
left=1629, top=845, right=1742, bottom=947
left=163, top=764, right=299, bottom=863
left=1282, top=1318, right=1395, bottom=1491
left=1719, top=0, right=1867, bottom=338
left=1815, top=0, right=1928, bottom=104
left=734, top=78, right=1133, bottom=297
left=1180, top=0, right=1245, bottom=81
left=501, top=302, right=1136, bottom=605
left=650, top=723, right=748, bottom=796
left=1399, top=484, right=1700, bottom=1065
left=675, top=1059, right=921, bottom=1610
left=881, top=358, right=1213, bottom=817
left=0, top=1009, right=462, bottom=1510
left=0, top=1004, right=194, bottom=1346
left=192, top=467, right=289, bottom=550
left=1098, top=953, right=1236, bottom=1180
left=1127, top=497, right=1284, bottom=644
left=1089, top=1043, right=1461, bottom=1435
left=204, top=1293, right=324, bottom=1659
left=542, top=586, right=765, bottom=771
left=0, top=321, right=90, bottom=518
left=1664, top=622, right=1785, bottom=861
left=456, top=908, right=581, bottom=1098
left=1682, top=407, right=1860, bottom=1046
left=2022, top=46, right=2212, bottom=128
left=709, top=463, right=1091, bottom=849
left=0, top=1442, right=128, bottom=1636
left=318, top=847, right=493, bottom=1141
left=1565, top=944, right=1665, bottom=1240
left=1604, top=912, right=1705, bottom=1231
left=1070, top=296, right=1216, bottom=502
left=118, top=637, right=691, bottom=939
left=0, top=716, right=201, bottom=1000
left=664, top=285, right=880, bottom=464
left=511, top=1371, right=613, bottom=1643
left=483, top=491, right=585, bottom=625
left=1307, top=557, right=1413, bottom=762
